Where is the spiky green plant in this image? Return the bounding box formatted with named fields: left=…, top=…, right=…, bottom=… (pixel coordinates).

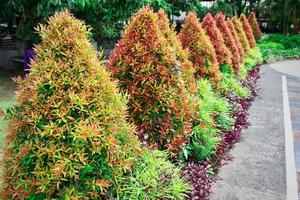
left=1, top=11, right=142, bottom=199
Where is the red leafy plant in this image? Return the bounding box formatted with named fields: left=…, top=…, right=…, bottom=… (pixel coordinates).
left=202, top=13, right=232, bottom=68
left=248, top=12, right=263, bottom=40
left=240, top=13, right=256, bottom=48
left=178, top=12, right=221, bottom=86
left=231, top=16, right=251, bottom=56
left=107, top=7, right=193, bottom=156
left=227, top=19, right=245, bottom=64
left=215, top=12, right=241, bottom=73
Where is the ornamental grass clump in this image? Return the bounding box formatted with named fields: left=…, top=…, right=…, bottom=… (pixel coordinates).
left=215, top=12, right=241, bottom=73
left=107, top=7, right=193, bottom=155
left=227, top=19, right=245, bottom=64
left=232, top=16, right=251, bottom=56
left=178, top=12, right=221, bottom=85
left=240, top=13, right=256, bottom=48
left=248, top=12, right=263, bottom=40
left=1, top=11, right=142, bottom=199
left=202, top=13, right=232, bottom=68
left=157, top=9, right=197, bottom=93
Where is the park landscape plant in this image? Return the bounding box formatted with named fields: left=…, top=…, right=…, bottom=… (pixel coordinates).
left=248, top=12, right=263, bottom=40
left=239, top=13, right=256, bottom=48
left=231, top=16, right=251, bottom=56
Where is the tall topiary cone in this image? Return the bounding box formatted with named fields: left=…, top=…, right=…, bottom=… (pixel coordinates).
left=157, top=9, right=197, bottom=93
left=215, top=12, right=241, bottom=73
left=227, top=19, right=245, bottom=63
left=107, top=7, right=193, bottom=155
left=231, top=16, right=251, bottom=56
left=1, top=11, right=141, bottom=199
left=248, top=12, right=263, bottom=40
left=239, top=13, right=256, bottom=48
left=178, top=12, right=221, bottom=85
left=202, top=13, right=232, bottom=68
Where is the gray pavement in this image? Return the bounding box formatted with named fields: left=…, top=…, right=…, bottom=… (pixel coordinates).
left=211, top=64, right=287, bottom=200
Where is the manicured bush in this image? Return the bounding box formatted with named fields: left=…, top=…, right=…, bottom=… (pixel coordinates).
left=107, top=7, right=193, bottom=155
left=1, top=11, right=142, bottom=199
left=178, top=12, right=221, bottom=85
left=202, top=13, right=232, bottom=68
left=157, top=9, right=197, bottom=93
left=231, top=16, right=251, bottom=56
left=227, top=19, right=245, bottom=64
left=215, top=12, right=241, bottom=73
left=239, top=13, right=256, bottom=48
left=119, top=150, right=191, bottom=199
left=248, top=12, right=263, bottom=40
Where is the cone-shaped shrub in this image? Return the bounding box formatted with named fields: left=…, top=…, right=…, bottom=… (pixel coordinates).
left=215, top=12, right=241, bottom=73
left=178, top=12, right=221, bottom=85
left=248, top=12, right=263, bottom=40
left=227, top=19, right=245, bottom=63
left=107, top=7, right=193, bottom=155
left=157, top=9, right=197, bottom=93
left=1, top=11, right=142, bottom=199
left=240, top=14, right=256, bottom=48
left=202, top=13, right=232, bottom=68
left=232, top=16, right=251, bottom=56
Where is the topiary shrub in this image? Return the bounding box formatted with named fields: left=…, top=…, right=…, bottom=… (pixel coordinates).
left=157, top=9, right=197, bottom=93
left=1, top=11, right=142, bottom=199
left=178, top=12, right=221, bottom=85
left=119, top=149, right=191, bottom=199
left=231, top=16, right=251, bottom=56
left=215, top=12, right=241, bottom=73
left=227, top=19, right=245, bottom=64
left=248, top=12, right=263, bottom=40
left=202, top=13, right=232, bottom=68
left=107, top=7, right=193, bottom=156
left=240, top=13, right=256, bottom=48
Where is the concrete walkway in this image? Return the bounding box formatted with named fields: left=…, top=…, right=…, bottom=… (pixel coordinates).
left=210, top=62, right=296, bottom=200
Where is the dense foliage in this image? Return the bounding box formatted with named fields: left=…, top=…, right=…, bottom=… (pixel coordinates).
left=239, top=14, right=256, bottom=48
left=178, top=12, right=221, bottom=85
left=107, top=7, right=193, bottom=155
left=248, top=12, right=263, bottom=40
left=227, top=19, right=245, bottom=64
left=231, top=16, right=251, bottom=56
left=215, top=12, right=241, bottom=73
left=1, top=11, right=142, bottom=199
left=202, top=13, right=232, bottom=68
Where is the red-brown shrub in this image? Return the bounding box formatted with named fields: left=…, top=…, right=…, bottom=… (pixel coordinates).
left=248, top=12, right=263, bottom=40
left=231, top=16, right=251, bottom=56
left=107, top=7, right=193, bottom=155
left=227, top=19, right=245, bottom=63
left=240, top=13, right=256, bottom=48
left=178, top=12, right=221, bottom=85
left=215, top=12, right=241, bottom=73
left=202, top=13, right=232, bottom=67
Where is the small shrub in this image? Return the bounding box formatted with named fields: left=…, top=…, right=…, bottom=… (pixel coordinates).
left=227, top=19, right=245, bottom=64
left=157, top=9, right=197, bottom=93
left=215, top=12, right=241, bottom=73
left=239, top=13, right=256, bottom=48
left=1, top=11, right=141, bottom=199
left=178, top=12, right=221, bottom=85
left=107, top=7, right=193, bottom=155
left=231, top=16, right=251, bottom=55
left=119, top=150, right=191, bottom=200
left=248, top=12, right=263, bottom=40
left=202, top=13, right=232, bottom=67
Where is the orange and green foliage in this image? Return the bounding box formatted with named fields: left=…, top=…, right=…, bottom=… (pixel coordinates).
left=227, top=19, right=245, bottom=63
left=215, top=12, right=241, bottom=73
left=1, top=11, right=141, bottom=199
left=107, top=7, right=193, bottom=155
left=232, top=16, right=251, bottom=56
left=240, top=13, right=256, bottom=48
left=178, top=12, right=221, bottom=85
left=248, top=12, right=263, bottom=40
left=157, top=9, right=197, bottom=93
left=202, top=13, right=232, bottom=67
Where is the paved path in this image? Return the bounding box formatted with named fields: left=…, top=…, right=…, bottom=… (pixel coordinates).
left=211, top=63, right=290, bottom=200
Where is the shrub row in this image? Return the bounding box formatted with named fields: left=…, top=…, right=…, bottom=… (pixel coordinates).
left=1, top=8, right=263, bottom=199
